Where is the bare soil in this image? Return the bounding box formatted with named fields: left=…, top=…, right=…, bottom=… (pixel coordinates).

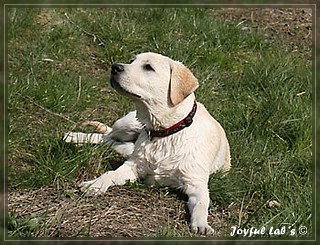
left=215, top=8, right=313, bottom=58
left=7, top=8, right=313, bottom=238
left=8, top=186, right=228, bottom=237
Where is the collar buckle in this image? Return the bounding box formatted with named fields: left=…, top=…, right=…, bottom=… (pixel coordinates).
left=183, top=116, right=193, bottom=127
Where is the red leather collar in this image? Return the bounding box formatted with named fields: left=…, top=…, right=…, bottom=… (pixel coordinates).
left=147, top=101, right=197, bottom=140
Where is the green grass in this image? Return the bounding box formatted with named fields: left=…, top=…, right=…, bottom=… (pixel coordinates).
left=7, top=8, right=312, bottom=238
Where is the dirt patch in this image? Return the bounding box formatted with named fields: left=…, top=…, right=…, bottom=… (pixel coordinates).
left=8, top=186, right=229, bottom=237
left=214, top=8, right=313, bottom=58
left=36, top=9, right=66, bottom=32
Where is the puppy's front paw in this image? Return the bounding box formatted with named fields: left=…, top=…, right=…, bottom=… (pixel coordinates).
left=191, top=221, right=214, bottom=235
left=79, top=179, right=110, bottom=196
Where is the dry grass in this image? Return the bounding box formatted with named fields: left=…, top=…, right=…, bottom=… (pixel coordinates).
left=8, top=186, right=229, bottom=237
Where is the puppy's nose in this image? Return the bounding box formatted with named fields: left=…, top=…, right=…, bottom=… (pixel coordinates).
left=111, top=63, right=124, bottom=75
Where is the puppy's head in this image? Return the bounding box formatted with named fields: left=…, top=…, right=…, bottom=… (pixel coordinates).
left=110, top=52, right=198, bottom=107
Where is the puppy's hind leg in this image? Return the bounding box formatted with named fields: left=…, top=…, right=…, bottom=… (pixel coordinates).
left=99, top=111, right=143, bottom=157
left=83, top=111, right=143, bottom=143
left=109, top=111, right=142, bottom=142
left=64, top=112, right=143, bottom=157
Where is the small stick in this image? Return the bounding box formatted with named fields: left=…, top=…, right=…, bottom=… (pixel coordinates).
left=24, top=96, right=77, bottom=125
left=77, top=75, right=82, bottom=102
left=64, top=12, right=104, bottom=45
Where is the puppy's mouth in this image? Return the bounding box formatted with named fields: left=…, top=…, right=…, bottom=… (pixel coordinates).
left=110, top=76, right=141, bottom=99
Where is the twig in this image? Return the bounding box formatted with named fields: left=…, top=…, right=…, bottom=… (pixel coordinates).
left=77, top=75, right=82, bottom=102
left=24, top=96, right=77, bottom=125
left=69, top=75, right=82, bottom=110
left=64, top=12, right=105, bottom=46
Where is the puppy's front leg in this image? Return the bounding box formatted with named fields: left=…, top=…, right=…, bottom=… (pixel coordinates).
left=80, top=161, right=138, bottom=195
left=185, top=184, right=214, bottom=235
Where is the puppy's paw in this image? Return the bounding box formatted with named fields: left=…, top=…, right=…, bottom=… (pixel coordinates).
left=63, top=132, right=83, bottom=144
left=63, top=132, right=102, bottom=145
left=191, top=221, right=214, bottom=235
left=79, top=179, right=110, bottom=196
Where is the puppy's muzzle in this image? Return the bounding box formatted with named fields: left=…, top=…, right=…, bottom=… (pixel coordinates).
left=110, top=63, right=124, bottom=90
left=110, top=63, right=141, bottom=99
left=111, top=63, right=124, bottom=75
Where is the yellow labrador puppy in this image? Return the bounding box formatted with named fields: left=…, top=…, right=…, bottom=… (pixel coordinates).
left=64, top=52, right=231, bottom=234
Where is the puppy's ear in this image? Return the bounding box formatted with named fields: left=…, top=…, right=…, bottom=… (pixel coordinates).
left=169, top=61, right=199, bottom=106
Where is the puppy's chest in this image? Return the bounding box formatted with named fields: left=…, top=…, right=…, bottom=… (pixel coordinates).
left=132, top=133, right=185, bottom=185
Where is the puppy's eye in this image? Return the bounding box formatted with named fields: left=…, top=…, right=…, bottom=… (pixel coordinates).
left=144, top=64, right=154, bottom=71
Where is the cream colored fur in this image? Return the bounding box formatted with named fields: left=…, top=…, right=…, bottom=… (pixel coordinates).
left=64, top=52, right=230, bottom=235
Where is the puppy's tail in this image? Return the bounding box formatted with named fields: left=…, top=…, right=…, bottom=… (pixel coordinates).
left=82, top=120, right=112, bottom=134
